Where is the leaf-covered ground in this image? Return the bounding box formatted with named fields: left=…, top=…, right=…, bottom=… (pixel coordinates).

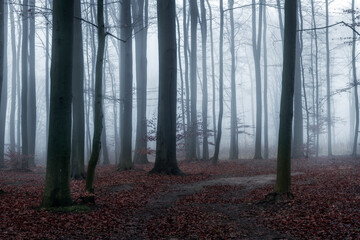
left=0, top=157, right=359, bottom=239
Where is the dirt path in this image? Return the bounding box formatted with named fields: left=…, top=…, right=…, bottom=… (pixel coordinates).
left=121, top=173, right=302, bottom=239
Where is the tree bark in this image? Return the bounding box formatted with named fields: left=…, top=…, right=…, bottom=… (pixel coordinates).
left=274, top=0, right=297, bottom=195
left=41, top=0, right=74, bottom=208
left=150, top=0, right=182, bottom=175
left=71, top=0, right=86, bottom=179
left=212, top=0, right=224, bottom=165
left=118, top=0, right=133, bottom=170
left=86, top=0, right=105, bottom=193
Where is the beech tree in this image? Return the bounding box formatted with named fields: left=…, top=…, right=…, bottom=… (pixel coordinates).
left=71, top=0, right=86, bottom=179
left=119, top=0, right=133, bottom=170
left=273, top=0, right=297, bottom=198
left=86, top=0, right=106, bottom=193
left=150, top=0, right=181, bottom=175
left=42, top=0, right=74, bottom=208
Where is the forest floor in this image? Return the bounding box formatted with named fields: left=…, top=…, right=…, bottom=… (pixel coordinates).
left=0, top=156, right=360, bottom=239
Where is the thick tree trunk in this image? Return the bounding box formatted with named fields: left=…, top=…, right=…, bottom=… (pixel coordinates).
left=229, top=0, right=238, bottom=160
left=71, top=0, right=86, bottom=180
left=118, top=0, right=133, bottom=170
left=200, top=0, right=209, bottom=161
left=253, top=0, right=263, bottom=159
left=212, top=0, right=224, bottom=165
left=21, top=0, right=29, bottom=169
left=133, top=0, right=149, bottom=164
left=150, top=0, right=181, bottom=175
left=274, top=0, right=297, bottom=195
left=41, top=0, right=74, bottom=208
left=86, top=0, right=105, bottom=193
left=28, top=0, right=36, bottom=167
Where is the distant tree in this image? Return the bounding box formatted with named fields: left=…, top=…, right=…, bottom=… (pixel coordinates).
left=325, top=0, right=332, bottom=156
left=252, top=0, right=263, bottom=159
left=21, top=0, right=29, bottom=169
left=200, top=0, right=209, bottom=161
left=188, top=0, right=198, bottom=161
left=133, top=0, right=150, bottom=164
left=71, top=0, right=86, bottom=180
left=228, top=0, right=238, bottom=160
left=150, top=0, right=182, bottom=175
left=42, top=0, right=74, bottom=208
left=9, top=3, right=16, bottom=153
left=118, top=0, right=134, bottom=170
left=28, top=0, right=36, bottom=167
left=351, top=0, right=358, bottom=156
left=212, top=0, right=224, bottom=165
left=273, top=0, right=297, bottom=198
left=0, top=1, right=7, bottom=168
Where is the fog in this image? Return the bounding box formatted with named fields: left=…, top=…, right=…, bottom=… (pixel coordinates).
left=1, top=0, right=359, bottom=166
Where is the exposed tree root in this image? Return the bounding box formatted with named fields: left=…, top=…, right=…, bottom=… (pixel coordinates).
left=257, top=192, right=294, bottom=204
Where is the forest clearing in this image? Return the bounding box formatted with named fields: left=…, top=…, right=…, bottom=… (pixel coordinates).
left=1, top=157, right=359, bottom=239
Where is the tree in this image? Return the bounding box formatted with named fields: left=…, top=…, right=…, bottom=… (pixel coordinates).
left=86, top=0, right=106, bottom=193
left=292, top=1, right=303, bottom=158
left=9, top=2, right=16, bottom=153
left=228, top=0, right=238, bottom=160
left=119, top=0, right=133, bottom=170
left=189, top=0, right=198, bottom=161
left=263, top=0, right=268, bottom=159
left=133, top=0, right=149, bottom=164
left=273, top=0, right=297, bottom=197
left=21, top=0, right=29, bottom=169
left=71, top=0, right=86, bottom=179
left=200, top=0, right=209, bottom=161
left=42, top=0, right=74, bottom=208
left=28, top=0, right=36, bottom=167
left=212, top=0, right=224, bottom=165
left=150, top=0, right=182, bottom=175
left=252, top=0, right=263, bottom=159
left=326, top=0, right=332, bottom=156
left=351, top=0, right=358, bottom=156
left=0, top=1, right=7, bottom=168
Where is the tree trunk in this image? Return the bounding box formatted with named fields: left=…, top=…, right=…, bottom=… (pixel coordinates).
left=325, top=0, right=332, bottom=156
left=28, top=0, right=36, bottom=167
left=133, top=0, right=149, bottom=164
left=189, top=0, right=198, bottom=161
left=351, top=0, right=359, bottom=156
left=205, top=0, right=216, bottom=145
left=9, top=3, right=16, bottom=153
left=212, top=0, right=224, bottom=165
left=71, top=0, right=86, bottom=180
left=150, top=0, right=181, bottom=175
left=274, top=0, right=297, bottom=195
left=263, top=0, right=268, bottom=159
left=41, top=0, right=74, bottom=208
left=86, top=0, right=105, bottom=193
left=229, top=0, right=238, bottom=160
left=45, top=0, right=50, bottom=151
left=200, top=0, right=209, bottom=161
left=118, top=0, right=133, bottom=170
left=253, top=0, right=263, bottom=159
left=21, top=0, right=29, bottom=169
left=0, top=1, right=7, bottom=167
left=292, top=2, right=303, bottom=158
